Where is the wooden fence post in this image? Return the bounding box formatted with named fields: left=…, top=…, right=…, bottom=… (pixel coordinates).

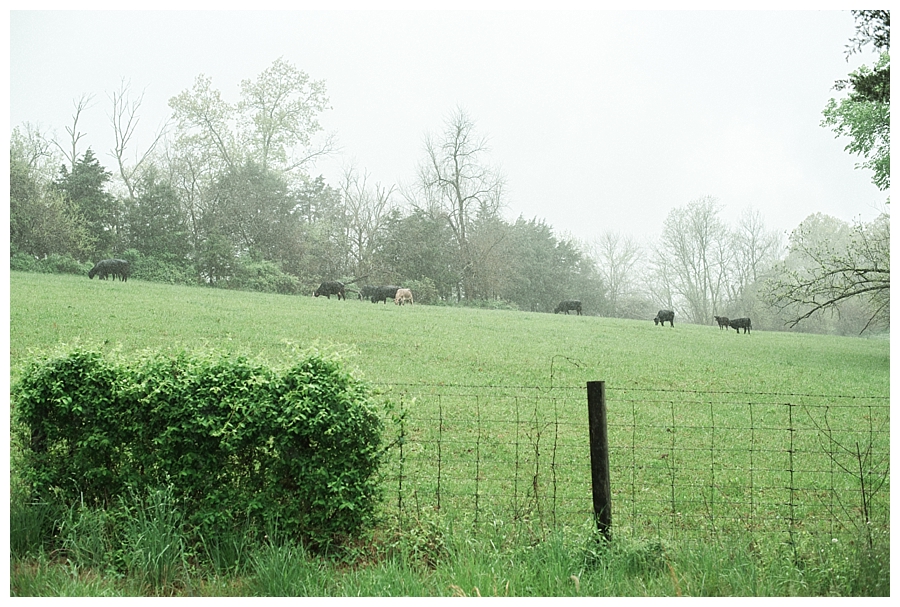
left=587, top=381, right=611, bottom=541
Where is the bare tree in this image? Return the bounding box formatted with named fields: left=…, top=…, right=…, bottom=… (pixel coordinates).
left=723, top=207, right=784, bottom=314
left=340, top=164, right=396, bottom=277
left=53, top=94, right=94, bottom=172
left=654, top=196, right=732, bottom=324
left=645, top=239, right=676, bottom=315
left=413, top=107, right=505, bottom=301
left=109, top=79, right=168, bottom=199
left=592, top=230, right=644, bottom=317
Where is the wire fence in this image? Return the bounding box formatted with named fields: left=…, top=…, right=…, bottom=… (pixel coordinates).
left=374, top=383, right=890, bottom=544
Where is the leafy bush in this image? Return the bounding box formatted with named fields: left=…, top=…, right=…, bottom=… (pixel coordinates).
left=120, top=250, right=196, bottom=285
left=12, top=347, right=387, bottom=550
left=10, top=251, right=43, bottom=273
left=401, top=277, right=439, bottom=305
left=226, top=258, right=301, bottom=294
left=10, top=251, right=91, bottom=275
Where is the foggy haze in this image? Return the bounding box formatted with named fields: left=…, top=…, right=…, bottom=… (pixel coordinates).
left=8, top=9, right=888, bottom=246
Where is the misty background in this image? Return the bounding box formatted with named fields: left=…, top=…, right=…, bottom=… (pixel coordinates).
left=8, top=10, right=890, bottom=334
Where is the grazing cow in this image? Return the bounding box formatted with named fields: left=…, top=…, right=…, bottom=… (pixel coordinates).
left=728, top=317, right=752, bottom=334
left=88, top=260, right=109, bottom=280
left=358, top=285, right=377, bottom=301
left=88, top=259, right=130, bottom=281
left=314, top=281, right=346, bottom=300
left=394, top=288, right=414, bottom=305
left=554, top=300, right=582, bottom=315
left=371, top=285, right=400, bottom=304
left=654, top=309, right=675, bottom=327
left=714, top=315, right=730, bottom=330
left=111, top=259, right=129, bottom=282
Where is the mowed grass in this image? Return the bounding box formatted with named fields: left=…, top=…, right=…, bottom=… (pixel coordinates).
left=8, top=271, right=890, bottom=396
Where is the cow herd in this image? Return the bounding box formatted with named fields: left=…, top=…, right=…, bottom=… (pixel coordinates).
left=653, top=310, right=751, bottom=333
left=317, top=281, right=415, bottom=306
left=719, top=316, right=752, bottom=334
left=84, top=265, right=751, bottom=332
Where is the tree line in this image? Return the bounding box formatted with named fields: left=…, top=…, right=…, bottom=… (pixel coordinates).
left=9, top=12, right=889, bottom=335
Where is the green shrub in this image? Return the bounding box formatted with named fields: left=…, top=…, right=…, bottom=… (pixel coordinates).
left=402, top=278, right=439, bottom=305
left=9, top=252, right=90, bottom=275
left=10, top=251, right=43, bottom=273
left=226, top=259, right=301, bottom=294
left=12, top=347, right=387, bottom=550
left=120, top=250, right=196, bottom=285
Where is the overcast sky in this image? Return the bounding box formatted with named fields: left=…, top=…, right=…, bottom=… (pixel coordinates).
left=8, top=8, right=889, bottom=247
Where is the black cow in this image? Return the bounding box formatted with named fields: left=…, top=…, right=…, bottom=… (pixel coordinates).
left=88, top=260, right=110, bottom=280
left=728, top=317, right=752, bottom=334
left=714, top=315, right=730, bottom=330
left=111, top=259, right=130, bottom=282
left=370, top=285, right=400, bottom=304
left=88, top=259, right=130, bottom=281
left=554, top=300, right=582, bottom=315
left=314, top=281, right=346, bottom=300
left=358, top=285, right=377, bottom=301
left=654, top=309, right=675, bottom=327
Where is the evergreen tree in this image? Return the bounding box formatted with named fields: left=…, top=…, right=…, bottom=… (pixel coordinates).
left=55, top=148, right=121, bottom=259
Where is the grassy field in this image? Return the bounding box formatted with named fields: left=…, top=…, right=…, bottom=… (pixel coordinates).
left=8, top=271, right=891, bottom=596
left=8, top=271, right=890, bottom=393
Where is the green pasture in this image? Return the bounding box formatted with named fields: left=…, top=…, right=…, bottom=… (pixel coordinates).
left=8, top=272, right=891, bottom=596
left=8, top=271, right=889, bottom=394
left=9, top=271, right=889, bottom=538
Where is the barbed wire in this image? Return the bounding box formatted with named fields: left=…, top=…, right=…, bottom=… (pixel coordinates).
left=375, top=381, right=889, bottom=400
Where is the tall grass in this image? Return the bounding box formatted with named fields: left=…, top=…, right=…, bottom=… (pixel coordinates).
left=8, top=271, right=890, bottom=596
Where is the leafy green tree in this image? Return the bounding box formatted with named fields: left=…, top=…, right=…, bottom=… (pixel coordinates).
left=10, top=139, right=92, bottom=260
left=500, top=217, right=605, bottom=314
left=124, top=167, right=191, bottom=261
left=822, top=10, right=890, bottom=192
left=207, top=162, right=298, bottom=260
left=375, top=207, right=458, bottom=300
left=54, top=148, right=121, bottom=260
left=765, top=12, right=891, bottom=334
left=237, top=57, right=333, bottom=172
left=844, top=10, right=890, bottom=60
left=468, top=207, right=515, bottom=304
left=292, top=175, right=349, bottom=282
left=169, top=58, right=333, bottom=179
left=822, top=53, right=890, bottom=191
left=168, top=74, right=238, bottom=174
